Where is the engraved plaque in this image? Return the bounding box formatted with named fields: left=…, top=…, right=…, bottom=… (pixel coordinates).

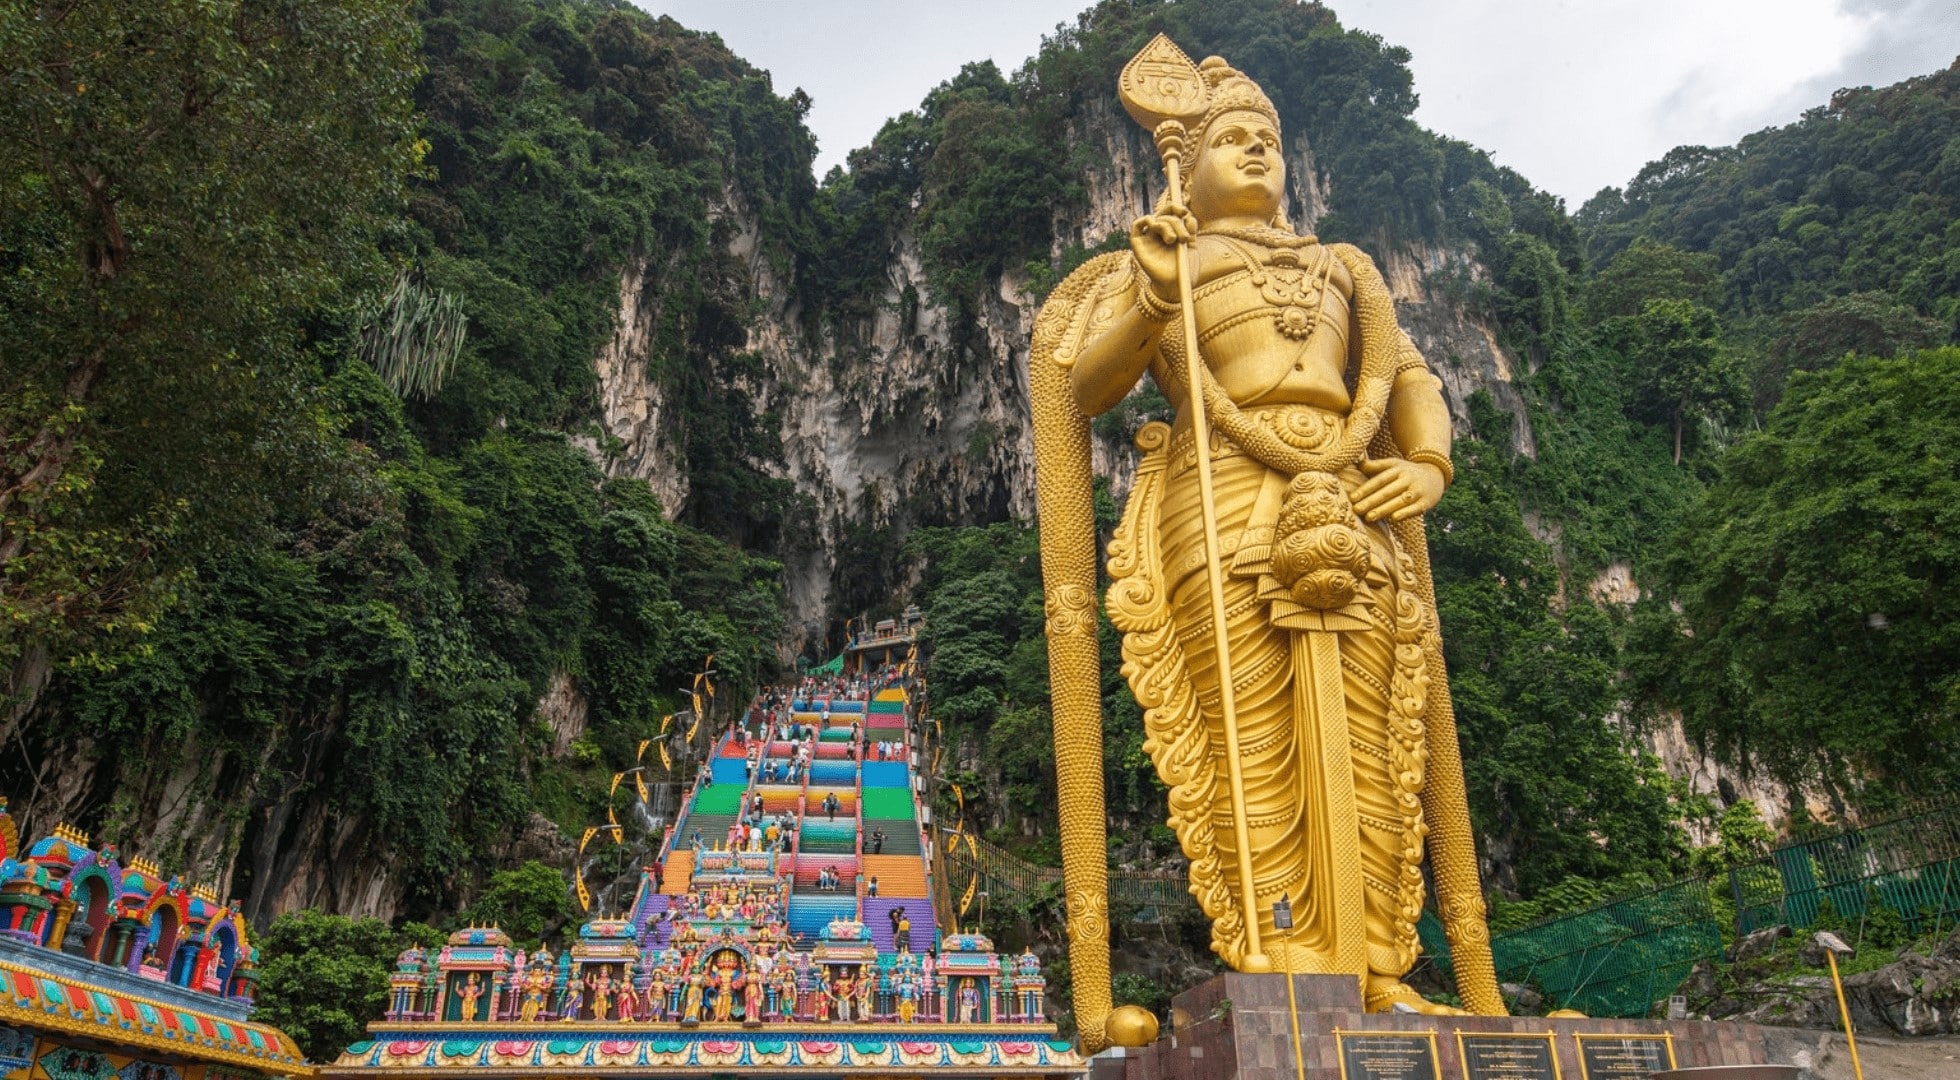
left=1575, top=1034, right=1675, bottom=1079
left=1456, top=1032, right=1559, bottom=1079
left=1336, top=1031, right=1442, bottom=1080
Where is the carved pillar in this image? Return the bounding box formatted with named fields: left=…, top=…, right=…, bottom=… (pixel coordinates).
left=46, top=899, right=78, bottom=953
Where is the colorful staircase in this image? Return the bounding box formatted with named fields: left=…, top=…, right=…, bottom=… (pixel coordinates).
left=642, top=685, right=940, bottom=955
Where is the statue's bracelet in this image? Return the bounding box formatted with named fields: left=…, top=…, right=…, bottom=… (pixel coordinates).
left=1404, top=449, right=1455, bottom=486
left=1133, top=272, right=1178, bottom=322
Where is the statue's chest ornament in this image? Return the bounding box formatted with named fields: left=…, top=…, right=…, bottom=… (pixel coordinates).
left=1220, top=236, right=1336, bottom=342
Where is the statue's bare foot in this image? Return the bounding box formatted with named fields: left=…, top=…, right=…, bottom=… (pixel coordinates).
left=1364, top=977, right=1469, bottom=1016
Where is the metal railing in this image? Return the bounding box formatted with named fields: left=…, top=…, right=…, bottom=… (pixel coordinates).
left=938, top=797, right=1960, bottom=1018
left=1421, top=799, right=1960, bottom=1017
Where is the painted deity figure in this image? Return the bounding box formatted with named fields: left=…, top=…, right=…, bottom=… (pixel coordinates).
left=832, top=970, right=858, bottom=1022
left=680, top=972, right=705, bottom=1025
left=519, top=968, right=548, bottom=1022
left=587, top=969, right=613, bottom=1021
left=955, top=980, right=980, bottom=1024
left=772, top=963, right=799, bottom=1020
left=645, top=970, right=668, bottom=1022
left=710, top=955, right=738, bottom=1022
left=457, top=972, right=484, bottom=1021
left=1029, top=35, right=1502, bottom=1030
left=742, top=962, right=764, bottom=1023
left=895, top=972, right=918, bottom=1023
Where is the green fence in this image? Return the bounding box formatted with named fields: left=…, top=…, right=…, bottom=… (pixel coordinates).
left=1424, top=799, right=1960, bottom=1017
left=1732, top=800, right=1960, bottom=936
left=1419, top=878, right=1725, bottom=1018
left=945, top=802, right=1960, bottom=1018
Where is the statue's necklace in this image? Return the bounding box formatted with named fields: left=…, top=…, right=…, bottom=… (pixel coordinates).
left=1207, top=232, right=1335, bottom=342
left=1198, top=223, right=1319, bottom=249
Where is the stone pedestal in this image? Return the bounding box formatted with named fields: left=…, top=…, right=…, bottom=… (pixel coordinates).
left=1087, top=973, right=1773, bottom=1080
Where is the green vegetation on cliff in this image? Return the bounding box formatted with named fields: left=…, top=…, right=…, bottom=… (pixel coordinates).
left=3, top=0, right=801, bottom=918
left=1585, top=65, right=1960, bottom=806
left=1629, top=349, right=1960, bottom=799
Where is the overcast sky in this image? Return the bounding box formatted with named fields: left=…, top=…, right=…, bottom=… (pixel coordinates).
left=635, top=0, right=1960, bottom=207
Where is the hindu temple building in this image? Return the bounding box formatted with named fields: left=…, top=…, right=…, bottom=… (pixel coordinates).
left=323, top=683, right=1083, bottom=1077
left=0, top=803, right=309, bottom=1080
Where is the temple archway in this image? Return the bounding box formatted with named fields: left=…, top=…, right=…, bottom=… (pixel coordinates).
left=64, top=871, right=112, bottom=961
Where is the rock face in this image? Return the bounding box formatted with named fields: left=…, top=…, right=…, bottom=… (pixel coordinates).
left=589, top=260, right=691, bottom=517
left=590, top=100, right=1535, bottom=650
left=15, top=731, right=403, bottom=928
left=537, top=670, right=589, bottom=758
left=1712, top=928, right=1960, bottom=1039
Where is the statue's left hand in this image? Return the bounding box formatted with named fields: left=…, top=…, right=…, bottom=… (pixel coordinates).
left=1352, top=459, right=1446, bottom=522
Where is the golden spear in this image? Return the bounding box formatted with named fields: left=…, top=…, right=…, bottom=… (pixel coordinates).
left=1121, top=32, right=1271, bottom=973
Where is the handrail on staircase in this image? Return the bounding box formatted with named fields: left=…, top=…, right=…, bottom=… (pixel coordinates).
left=853, top=693, right=866, bottom=908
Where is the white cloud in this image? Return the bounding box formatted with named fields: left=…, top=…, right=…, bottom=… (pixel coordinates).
left=634, top=0, right=1960, bottom=204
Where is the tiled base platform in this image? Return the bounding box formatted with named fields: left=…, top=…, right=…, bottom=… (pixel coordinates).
left=1088, top=973, right=1773, bottom=1080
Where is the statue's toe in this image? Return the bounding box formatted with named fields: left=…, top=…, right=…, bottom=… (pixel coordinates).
left=1365, top=979, right=1469, bottom=1016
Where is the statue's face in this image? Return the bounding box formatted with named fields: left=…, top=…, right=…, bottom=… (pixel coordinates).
left=1188, top=109, right=1285, bottom=222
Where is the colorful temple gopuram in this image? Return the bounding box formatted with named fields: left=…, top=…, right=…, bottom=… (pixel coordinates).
left=324, top=681, right=1084, bottom=1078
left=0, top=802, right=309, bottom=1080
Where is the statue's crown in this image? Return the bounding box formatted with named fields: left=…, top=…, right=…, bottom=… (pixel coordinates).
left=1195, top=57, right=1279, bottom=139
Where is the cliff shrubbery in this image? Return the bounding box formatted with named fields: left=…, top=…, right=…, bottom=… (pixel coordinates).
left=3, top=0, right=799, bottom=917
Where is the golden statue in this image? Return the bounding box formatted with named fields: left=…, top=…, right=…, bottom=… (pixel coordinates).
left=1029, top=36, right=1504, bottom=1050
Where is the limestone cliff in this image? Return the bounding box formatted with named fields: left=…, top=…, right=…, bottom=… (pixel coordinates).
left=589, top=96, right=1535, bottom=652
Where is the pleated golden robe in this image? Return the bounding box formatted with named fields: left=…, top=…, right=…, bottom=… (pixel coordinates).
left=1102, top=243, right=1439, bottom=984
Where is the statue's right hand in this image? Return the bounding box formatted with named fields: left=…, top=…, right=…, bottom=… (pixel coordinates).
left=1129, top=208, right=1193, bottom=305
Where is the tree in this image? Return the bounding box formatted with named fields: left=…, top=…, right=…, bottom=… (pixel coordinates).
left=1583, top=237, right=1722, bottom=321
left=1688, top=799, right=1775, bottom=876
left=1428, top=426, right=1689, bottom=894
left=1646, top=349, right=1960, bottom=799
left=0, top=0, right=421, bottom=718
left=1757, top=291, right=1946, bottom=412
left=253, top=910, right=441, bottom=1063
left=1617, top=299, right=1745, bottom=464
left=463, top=860, right=571, bottom=945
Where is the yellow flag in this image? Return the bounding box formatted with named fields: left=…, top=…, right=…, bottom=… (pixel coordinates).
left=578, top=826, right=599, bottom=855
left=959, top=873, right=977, bottom=916
left=610, top=772, right=625, bottom=797
left=659, top=714, right=673, bottom=737
left=635, top=773, right=650, bottom=805
left=965, top=831, right=978, bottom=860
left=636, top=738, right=650, bottom=761
left=575, top=873, right=591, bottom=911
left=659, top=744, right=672, bottom=773
left=608, top=804, right=619, bottom=830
